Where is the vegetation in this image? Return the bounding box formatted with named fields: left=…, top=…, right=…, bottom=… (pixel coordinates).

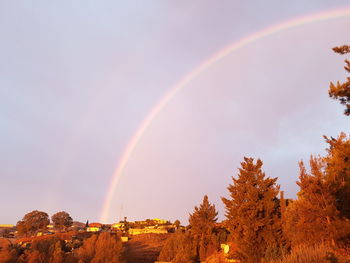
left=51, top=212, right=73, bottom=231
left=222, top=157, right=284, bottom=262
left=284, top=142, right=350, bottom=247
left=329, top=45, right=350, bottom=115
left=16, top=210, right=50, bottom=237
left=158, top=195, right=227, bottom=263
left=0, top=232, right=124, bottom=263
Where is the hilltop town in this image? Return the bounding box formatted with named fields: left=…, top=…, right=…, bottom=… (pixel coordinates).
left=0, top=215, right=190, bottom=263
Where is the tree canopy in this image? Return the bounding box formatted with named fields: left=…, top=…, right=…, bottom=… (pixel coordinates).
left=329, top=45, right=350, bottom=115
left=284, top=134, right=350, bottom=247
left=51, top=211, right=73, bottom=231
left=222, top=157, right=282, bottom=263
left=16, top=210, right=50, bottom=236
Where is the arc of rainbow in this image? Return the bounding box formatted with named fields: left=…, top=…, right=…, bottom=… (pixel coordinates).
left=100, top=7, right=350, bottom=223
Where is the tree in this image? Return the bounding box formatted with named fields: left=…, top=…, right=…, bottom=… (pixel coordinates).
left=222, top=157, right=282, bottom=263
left=16, top=210, right=50, bottom=236
left=189, top=195, right=219, bottom=262
left=174, top=219, right=181, bottom=230
left=189, top=195, right=218, bottom=237
left=51, top=211, right=73, bottom=231
left=159, top=196, right=219, bottom=263
left=75, top=232, right=123, bottom=263
left=324, top=133, right=350, bottom=218
left=329, top=45, right=350, bottom=115
left=158, top=229, right=198, bottom=263
left=284, top=134, right=350, bottom=247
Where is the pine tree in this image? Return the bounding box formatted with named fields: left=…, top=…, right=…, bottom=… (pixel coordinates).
left=189, top=195, right=218, bottom=262
left=222, top=157, right=282, bottom=263
left=329, top=45, right=350, bottom=115
left=324, top=133, right=350, bottom=218
left=284, top=157, right=340, bottom=246
left=284, top=134, right=350, bottom=247
left=189, top=195, right=218, bottom=237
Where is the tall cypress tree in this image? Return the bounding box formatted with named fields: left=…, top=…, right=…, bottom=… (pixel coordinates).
left=222, top=157, right=282, bottom=263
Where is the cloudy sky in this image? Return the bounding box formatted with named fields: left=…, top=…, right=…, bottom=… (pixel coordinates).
left=1, top=1, right=350, bottom=224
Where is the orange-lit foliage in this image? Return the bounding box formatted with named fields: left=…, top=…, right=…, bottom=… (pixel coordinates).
left=158, top=230, right=197, bottom=263
left=284, top=134, right=350, bottom=247
left=276, top=243, right=345, bottom=263
left=16, top=210, right=50, bottom=236
left=20, top=237, right=66, bottom=263
left=0, top=247, right=20, bottom=263
left=189, top=195, right=219, bottom=262
left=222, top=157, right=283, bottom=262
left=329, top=45, right=350, bottom=115
left=324, top=133, right=350, bottom=218
left=159, top=196, right=223, bottom=263
left=75, top=232, right=123, bottom=263
left=51, top=211, right=73, bottom=231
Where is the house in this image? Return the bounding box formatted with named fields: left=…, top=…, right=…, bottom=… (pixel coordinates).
left=152, top=218, right=169, bottom=225
left=111, top=222, right=125, bottom=230
left=0, top=224, right=14, bottom=228
left=87, top=223, right=102, bottom=232
left=128, top=228, right=168, bottom=235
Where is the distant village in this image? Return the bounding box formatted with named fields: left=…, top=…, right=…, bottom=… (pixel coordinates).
left=0, top=217, right=182, bottom=240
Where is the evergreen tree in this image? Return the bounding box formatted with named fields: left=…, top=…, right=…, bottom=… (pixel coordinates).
left=324, top=133, right=350, bottom=218
left=329, top=45, right=350, bottom=115
left=284, top=134, right=350, bottom=247
left=222, top=157, right=282, bottom=263
left=189, top=195, right=218, bottom=262
left=189, top=195, right=218, bottom=237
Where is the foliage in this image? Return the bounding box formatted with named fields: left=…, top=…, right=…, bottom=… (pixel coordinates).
left=158, top=230, right=198, bottom=263
left=0, top=245, right=22, bottom=263
left=159, top=195, right=219, bottom=263
left=174, top=219, right=180, bottom=229
left=75, top=232, right=123, bottom=263
left=284, top=134, right=350, bottom=247
left=51, top=211, right=73, bottom=231
left=16, top=210, right=50, bottom=236
left=329, top=45, right=350, bottom=115
left=324, top=133, right=350, bottom=218
left=222, top=157, right=283, bottom=263
left=189, top=195, right=219, bottom=262
left=189, top=195, right=218, bottom=237
left=275, top=243, right=343, bottom=263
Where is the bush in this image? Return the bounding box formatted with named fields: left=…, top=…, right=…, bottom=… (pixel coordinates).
left=276, top=243, right=342, bottom=263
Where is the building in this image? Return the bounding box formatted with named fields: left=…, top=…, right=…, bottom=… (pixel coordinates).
left=128, top=228, right=168, bottom=235
left=0, top=224, right=14, bottom=228
left=87, top=223, right=102, bottom=232
left=111, top=222, right=125, bottom=230
left=152, top=218, right=169, bottom=225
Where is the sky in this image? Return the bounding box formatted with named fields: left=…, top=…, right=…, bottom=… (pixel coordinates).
left=1, top=1, right=350, bottom=224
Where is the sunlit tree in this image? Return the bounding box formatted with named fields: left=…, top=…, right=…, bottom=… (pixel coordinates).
left=329, top=45, right=350, bottom=115
left=16, top=210, right=50, bottom=236
left=51, top=211, right=73, bottom=231
left=284, top=134, right=350, bottom=247
left=189, top=195, right=218, bottom=262
left=222, top=157, right=282, bottom=263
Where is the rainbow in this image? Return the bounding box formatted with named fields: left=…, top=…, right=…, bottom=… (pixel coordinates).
left=100, top=7, right=350, bottom=223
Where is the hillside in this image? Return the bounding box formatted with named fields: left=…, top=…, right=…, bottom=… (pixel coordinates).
left=123, top=233, right=170, bottom=263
